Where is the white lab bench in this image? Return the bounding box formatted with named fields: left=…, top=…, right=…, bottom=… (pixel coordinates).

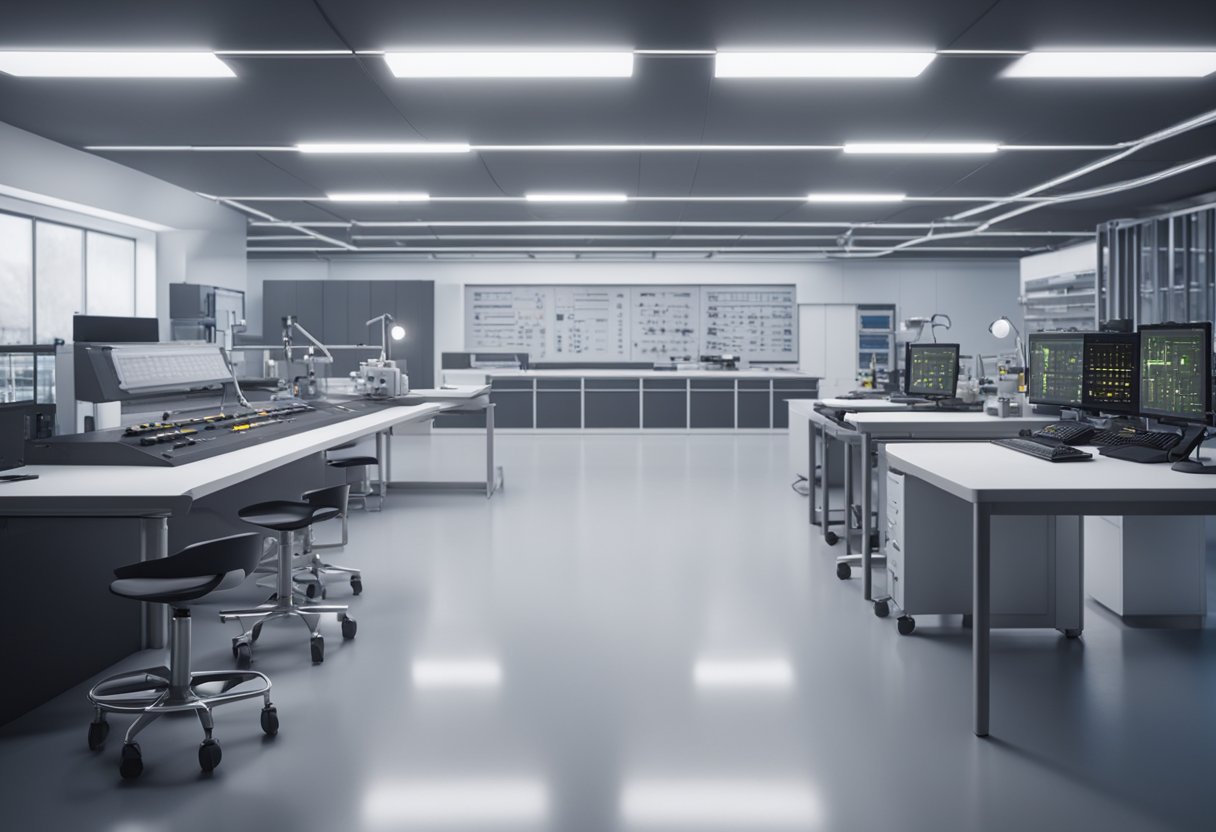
left=884, top=441, right=1216, bottom=737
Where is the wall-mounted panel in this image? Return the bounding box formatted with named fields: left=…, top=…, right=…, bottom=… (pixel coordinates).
left=463, top=284, right=797, bottom=364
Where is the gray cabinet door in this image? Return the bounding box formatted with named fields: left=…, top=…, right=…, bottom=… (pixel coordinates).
left=737, top=392, right=771, bottom=428
left=322, top=282, right=349, bottom=345
left=584, top=391, right=640, bottom=428
left=295, top=281, right=324, bottom=337
left=395, top=281, right=435, bottom=389
left=491, top=391, right=534, bottom=427
left=690, top=391, right=735, bottom=428
left=262, top=281, right=295, bottom=340
left=346, top=281, right=372, bottom=346
left=536, top=392, right=581, bottom=427
left=643, top=391, right=687, bottom=428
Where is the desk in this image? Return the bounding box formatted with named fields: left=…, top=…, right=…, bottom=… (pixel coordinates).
left=841, top=409, right=1051, bottom=600
left=388, top=386, right=502, bottom=498
left=0, top=403, right=443, bottom=724
left=884, top=442, right=1216, bottom=737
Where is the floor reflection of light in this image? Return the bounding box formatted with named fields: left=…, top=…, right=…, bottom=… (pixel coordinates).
left=621, top=779, right=822, bottom=827
left=411, top=659, right=503, bottom=689
left=693, top=658, right=794, bottom=690
left=363, top=778, right=548, bottom=826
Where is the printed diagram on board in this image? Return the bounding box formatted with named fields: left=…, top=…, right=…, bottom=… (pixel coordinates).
left=631, top=288, right=699, bottom=361
left=466, top=287, right=550, bottom=359
left=702, top=288, right=796, bottom=358
left=552, top=286, right=630, bottom=361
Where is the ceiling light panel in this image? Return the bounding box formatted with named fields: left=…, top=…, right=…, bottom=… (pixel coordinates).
left=384, top=51, right=634, bottom=78
left=525, top=192, right=628, bottom=203
left=843, top=142, right=1000, bottom=154
left=1004, top=51, right=1216, bottom=78
left=298, top=142, right=471, bottom=154
left=806, top=192, right=906, bottom=202
left=327, top=192, right=430, bottom=202
left=715, top=51, right=935, bottom=78
left=0, top=51, right=235, bottom=78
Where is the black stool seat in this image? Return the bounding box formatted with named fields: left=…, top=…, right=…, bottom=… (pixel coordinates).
left=111, top=575, right=229, bottom=603
left=240, top=500, right=340, bottom=531
left=327, top=456, right=378, bottom=469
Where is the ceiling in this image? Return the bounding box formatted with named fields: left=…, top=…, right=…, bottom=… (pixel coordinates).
left=1, top=0, right=1215, bottom=260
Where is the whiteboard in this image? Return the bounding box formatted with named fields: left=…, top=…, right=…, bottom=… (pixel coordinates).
left=464, top=284, right=798, bottom=363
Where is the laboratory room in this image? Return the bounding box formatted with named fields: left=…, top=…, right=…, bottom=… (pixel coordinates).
left=3, top=2, right=1216, bottom=832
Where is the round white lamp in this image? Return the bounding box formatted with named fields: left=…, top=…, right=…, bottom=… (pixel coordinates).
left=390, top=324, right=406, bottom=341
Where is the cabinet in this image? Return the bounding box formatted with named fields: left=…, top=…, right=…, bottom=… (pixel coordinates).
left=1083, top=515, right=1206, bottom=623
left=883, top=469, right=1081, bottom=632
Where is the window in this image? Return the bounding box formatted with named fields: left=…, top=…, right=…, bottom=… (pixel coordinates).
left=85, top=231, right=136, bottom=317
left=35, top=222, right=84, bottom=344
left=0, top=213, right=33, bottom=345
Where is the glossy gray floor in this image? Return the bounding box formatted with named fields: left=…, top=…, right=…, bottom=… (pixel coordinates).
left=2, top=433, right=1215, bottom=832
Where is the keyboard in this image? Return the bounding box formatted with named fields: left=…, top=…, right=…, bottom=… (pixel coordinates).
left=1033, top=421, right=1095, bottom=445
left=992, top=437, right=1093, bottom=462
left=1090, top=427, right=1180, bottom=451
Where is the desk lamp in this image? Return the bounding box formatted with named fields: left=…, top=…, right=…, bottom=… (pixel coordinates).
left=987, top=316, right=1026, bottom=369
left=367, top=313, right=407, bottom=362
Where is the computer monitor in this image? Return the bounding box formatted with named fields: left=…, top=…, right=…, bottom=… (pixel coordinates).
left=1027, top=332, right=1085, bottom=408
left=1082, top=332, right=1139, bottom=415
left=1138, top=322, right=1212, bottom=425
left=904, top=343, right=959, bottom=398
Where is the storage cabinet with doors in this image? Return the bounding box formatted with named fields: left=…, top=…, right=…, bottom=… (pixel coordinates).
left=642, top=378, right=687, bottom=428
left=773, top=378, right=819, bottom=428
left=689, top=378, right=734, bottom=429
left=536, top=378, right=582, bottom=428
left=584, top=378, right=640, bottom=428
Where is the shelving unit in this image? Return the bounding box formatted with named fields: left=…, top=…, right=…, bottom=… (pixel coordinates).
left=1020, top=270, right=1097, bottom=332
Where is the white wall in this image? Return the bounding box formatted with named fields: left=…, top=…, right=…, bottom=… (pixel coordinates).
left=1020, top=241, right=1097, bottom=285
left=247, top=257, right=1021, bottom=383
left=0, top=119, right=247, bottom=338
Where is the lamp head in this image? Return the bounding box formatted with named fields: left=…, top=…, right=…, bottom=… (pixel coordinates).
left=989, top=317, right=1013, bottom=339
left=390, top=324, right=406, bottom=341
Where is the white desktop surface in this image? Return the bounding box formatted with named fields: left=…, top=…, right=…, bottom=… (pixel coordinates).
left=818, top=398, right=913, bottom=411
left=846, top=410, right=1052, bottom=437
left=0, top=403, right=444, bottom=517
left=400, top=385, right=490, bottom=400
left=884, top=441, right=1216, bottom=506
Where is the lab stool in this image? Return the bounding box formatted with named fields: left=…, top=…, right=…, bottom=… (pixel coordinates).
left=222, top=500, right=357, bottom=664
left=298, top=484, right=363, bottom=598
left=86, top=533, right=276, bottom=779
left=328, top=455, right=381, bottom=511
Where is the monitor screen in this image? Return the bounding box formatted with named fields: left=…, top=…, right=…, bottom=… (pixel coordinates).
left=1139, top=322, right=1212, bottom=424
left=1027, top=333, right=1085, bottom=407
left=905, top=343, right=959, bottom=397
left=1082, top=332, right=1139, bottom=414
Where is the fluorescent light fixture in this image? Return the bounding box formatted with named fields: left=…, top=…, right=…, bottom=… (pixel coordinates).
left=297, top=142, right=471, bottom=154
left=525, top=192, right=629, bottom=203
left=0, top=51, right=234, bottom=78
left=411, top=659, right=502, bottom=689
left=385, top=51, right=634, bottom=78
left=326, top=192, right=430, bottom=202
left=363, top=778, right=548, bottom=826
left=843, top=142, right=1000, bottom=155
left=621, top=779, right=822, bottom=826
left=694, top=658, right=794, bottom=690
left=1004, top=51, right=1216, bottom=78
left=806, top=192, right=906, bottom=202
left=715, top=51, right=934, bottom=78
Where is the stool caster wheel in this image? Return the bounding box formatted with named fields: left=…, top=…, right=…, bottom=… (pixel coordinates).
left=260, top=705, right=279, bottom=736
left=305, top=581, right=317, bottom=599
left=119, top=742, right=143, bottom=780
left=351, top=577, right=363, bottom=596
left=873, top=599, right=890, bottom=618
left=87, top=719, right=109, bottom=751
left=897, top=616, right=916, bottom=636
left=341, top=616, right=357, bottom=640
left=1064, top=628, right=1082, bottom=640
left=198, top=738, right=222, bottom=773
left=836, top=562, right=851, bottom=580
left=962, top=614, right=972, bottom=629
left=310, top=636, right=325, bottom=663
left=825, top=531, right=839, bottom=546
left=233, top=640, right=252, bottom=667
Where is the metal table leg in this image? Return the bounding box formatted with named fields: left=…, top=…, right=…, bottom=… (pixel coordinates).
left=821, top=431, right=832, bottom=542
left=843, top=441, right=854, bottom=556
left=860, top=432, right=873, bottom=601
left=387, top=403, right=504, bottom=497
left=974, top=503, right=992, bottom=737
left=808, top=419, right=819, bottom=527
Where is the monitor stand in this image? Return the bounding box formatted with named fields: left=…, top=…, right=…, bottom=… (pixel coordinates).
left=1169, top=425, right=1216, bottom=474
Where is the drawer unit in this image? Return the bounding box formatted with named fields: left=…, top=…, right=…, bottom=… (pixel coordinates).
left=882, top=467, right=1081, bottom=632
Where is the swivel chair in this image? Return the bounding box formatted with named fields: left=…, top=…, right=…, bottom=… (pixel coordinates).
left=327, top=455, right=382, bottom=511
left=86, top=533, right=277, bottom=780
left=222, top=499, right=356, bottom=664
